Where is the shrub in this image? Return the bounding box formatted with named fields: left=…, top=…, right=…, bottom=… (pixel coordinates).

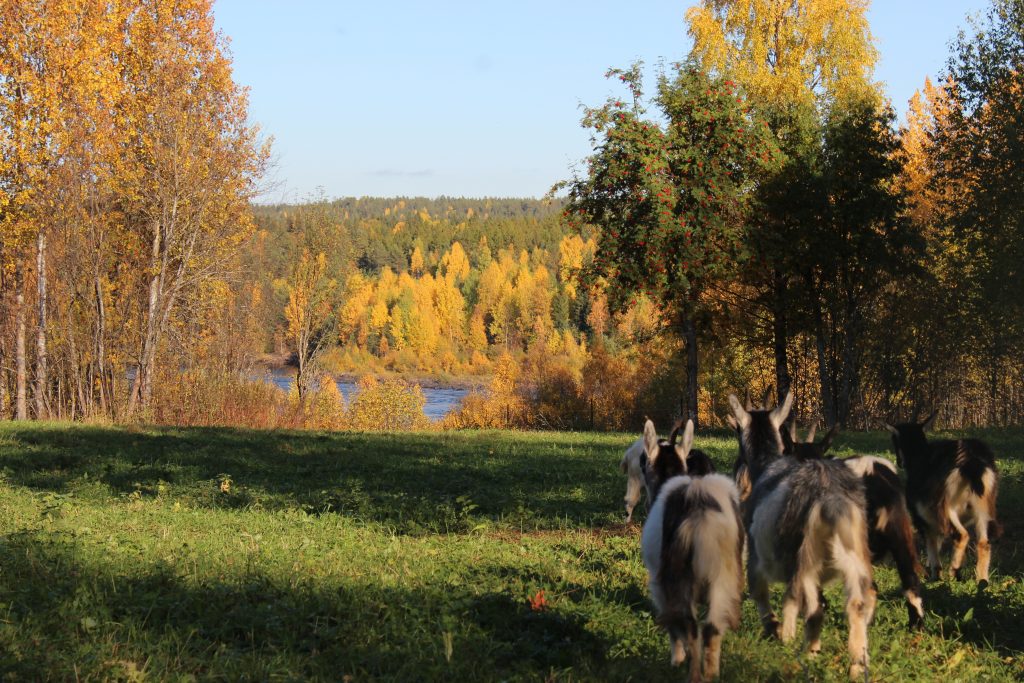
left=150, top=369, right=290, bottom=429
left=346, top=375, right=430, bottom=431
left=441, top=353, right=526, bottom=429
left=307, top=375, right=348, bottom=430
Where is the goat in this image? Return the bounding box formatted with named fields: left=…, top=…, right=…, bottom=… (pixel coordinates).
left=730, top=393, right=875, bottom=681
left=782, top=420, right=838, bottom=460
left=884, top=412, right=1001, bottom=588
left=639, top=419, right=744, bottom=682
left=621, top=421, right=716, bottom=523
left=775, top=420, right=923, bottom=629
left=842, top=455, right=925, bottom=628
left=621, top=438, right=646, bottom=524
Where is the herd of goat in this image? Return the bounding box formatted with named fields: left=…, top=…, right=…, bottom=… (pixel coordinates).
left=620, top=391, right=1001, bottom=681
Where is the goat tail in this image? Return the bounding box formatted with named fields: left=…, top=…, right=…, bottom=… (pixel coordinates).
left=660, top=509, right=743, bottom=630
left=692, top=512, right=744, bottom=629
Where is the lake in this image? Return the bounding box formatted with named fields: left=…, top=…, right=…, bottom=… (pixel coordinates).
left=267, top=372, right=470, bottom=421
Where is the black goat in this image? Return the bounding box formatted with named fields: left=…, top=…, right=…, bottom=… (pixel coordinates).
left=782, top=420, right=838, bottom=459
left=841, top=456, right=925, bottom=629
left=885, top=412, right=1001, bottom=588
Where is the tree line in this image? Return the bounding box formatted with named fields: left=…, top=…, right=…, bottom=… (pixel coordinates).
left=1, top=0, right=1021, bottom=431
left=0, top=0, right=267, bottom=420
left=560, top=0, right=1024, bottom=429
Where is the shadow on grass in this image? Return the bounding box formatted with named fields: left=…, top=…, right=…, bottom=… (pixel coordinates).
left=922, top=577, right=1024, bottom=658
left=0, top=424, right=636, bottom=533
left=0, top=531, right=659, bottom=681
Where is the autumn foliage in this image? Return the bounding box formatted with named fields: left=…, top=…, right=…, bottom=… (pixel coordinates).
left=2, top=1, right=1024, bottom=431
left=0, top=0, right=268, bottom=421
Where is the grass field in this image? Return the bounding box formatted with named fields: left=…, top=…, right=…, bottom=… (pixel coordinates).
left=0, top=422, right=1021, bottom=681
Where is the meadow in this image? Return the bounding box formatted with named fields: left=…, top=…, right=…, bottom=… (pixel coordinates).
left=0, top=423, right=1021, bottom=681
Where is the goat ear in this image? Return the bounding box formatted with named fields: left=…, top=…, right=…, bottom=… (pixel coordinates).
left=787, top=419, right=797, bottom=442
left=674, top=419, right=694, bottom=458
left=922, top=410, right=938, bottom=431
left=806, top=423, right=817, bottom=444
left=728, top=394, right=751, bottom=430
left=770, top=390, right=793, bottom=429
left=725, top=414, right=738, bottom=431
left=643, top=419, right=660, bottom=462
left=819, top=425, right=839, bottom=453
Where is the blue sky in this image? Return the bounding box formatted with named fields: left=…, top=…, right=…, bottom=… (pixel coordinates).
left=212, top=1, right=990, bottom=201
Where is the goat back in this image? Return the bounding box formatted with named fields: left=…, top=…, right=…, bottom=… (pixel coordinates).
left=748, top=458, right=868, bottom=578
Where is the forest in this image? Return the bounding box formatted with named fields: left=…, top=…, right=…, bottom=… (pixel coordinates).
left=1, top=0, right=1023, bottom=431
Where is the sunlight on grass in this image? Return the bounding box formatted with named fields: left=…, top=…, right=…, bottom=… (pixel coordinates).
left=0, top=423, right=1020, bottom=680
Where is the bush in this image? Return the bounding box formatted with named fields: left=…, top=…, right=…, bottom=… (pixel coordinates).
left=307, top=375, right=348, bottom=430
left=150, top=369, right=291, bottom=429
left=441, top=354, right=526, bottom=429
left=347, top=375, right=430, bottom=431
left=151, top=368, right=431, bottom=432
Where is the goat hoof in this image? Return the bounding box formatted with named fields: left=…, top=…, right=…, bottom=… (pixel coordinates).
left=953, top=568, right=965, bottom=581
left=978, top=579, right=989, bottom=592
left=849, top=663, right=866, bottom=681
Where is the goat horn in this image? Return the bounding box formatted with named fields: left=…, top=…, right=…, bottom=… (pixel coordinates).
left=744, top=388, right=752, bottom=411
left=667, top=418, right=685, bottom=446
left=806, top=423, right=817, bottom=443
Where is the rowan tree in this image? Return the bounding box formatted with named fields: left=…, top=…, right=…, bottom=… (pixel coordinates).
left=686, top=0, right=881, bottom=408
left=559, top=62, right=780, bottom=425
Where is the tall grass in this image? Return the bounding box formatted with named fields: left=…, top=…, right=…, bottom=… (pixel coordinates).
left=149, top=369, right=430, bottom=431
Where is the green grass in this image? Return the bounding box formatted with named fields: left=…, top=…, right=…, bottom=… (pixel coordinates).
left=0, top=423, right=1021, bottom=681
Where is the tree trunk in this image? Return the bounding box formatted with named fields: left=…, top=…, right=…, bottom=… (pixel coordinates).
left=810, top=294, right=836, bottom=427
left=295, top=322, right=308, bottom=399
left=0, top=315, right=7, bottom=418
left=34, top=231, right=48, bottom=419
left=94, top=264, right=108, bottom=414
left=771, top=270, right=791, bottom=405
left=836, top=295, right=862, bottom=428
left=15, top=263, right=28, bottom=420
left=682, top=312, right=699, bottom=429
left=0, top=271, right=7, bottom=417
left=128, top=221, right=163, bottom=417
left=989, top=360, right=999, bottom=427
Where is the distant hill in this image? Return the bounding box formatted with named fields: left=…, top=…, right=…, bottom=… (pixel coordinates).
left=253, top=197, right=568, bottom=276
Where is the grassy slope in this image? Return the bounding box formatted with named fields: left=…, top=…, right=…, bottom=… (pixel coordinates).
left=0, top=423, right=1021, bottom=681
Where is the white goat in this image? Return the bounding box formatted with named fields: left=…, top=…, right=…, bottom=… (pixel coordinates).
left=640, top=419, right=744, bottom=682
left=621, top=438, right=646, bottom=523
